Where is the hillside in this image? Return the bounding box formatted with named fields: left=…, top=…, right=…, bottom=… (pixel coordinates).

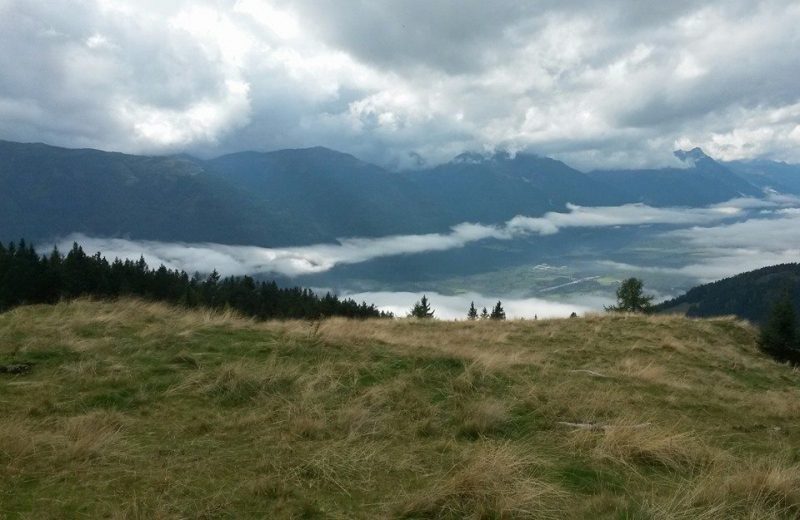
left=2, top=300, right=800, bottom=518
left=654, top=263, right=800, bottom=323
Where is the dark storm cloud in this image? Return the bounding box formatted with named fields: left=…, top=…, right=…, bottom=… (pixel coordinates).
left=0, top=0, right=799, bottom=167
left=280, top=0, right=701, bottom=73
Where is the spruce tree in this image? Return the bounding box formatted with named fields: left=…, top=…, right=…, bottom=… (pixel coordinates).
left=490, top=301, right=506, bottom=320
left=0, top=238, right=390, bottom=320
left=605, top=278, right=653, bottom=313
left=409, top=295, right=435, bottom=319
left=759, top=294, right=799, bottom=364
left=467, top=301, right=478, bottom=320
left=480, top=307, right=489, bottom=319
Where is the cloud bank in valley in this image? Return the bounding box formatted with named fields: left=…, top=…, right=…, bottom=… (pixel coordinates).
left=49, top=196, right=791, bottom=278
left=2, top=1, right=800, bottom=168
left=600, top=205, right=800, bottom=282
left=339, top=291, right=609, bottom=320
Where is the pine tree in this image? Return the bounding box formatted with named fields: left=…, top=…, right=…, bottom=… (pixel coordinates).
left=409, top=295, right=435, bottom=319
left=605, top=278, right=653, bottom=313
left=759, top=294, right=799, bottom=364
left=480, top=307, right=489, bottom=320
left=490, top=301, right=506, bottom=320
left=467, top=301, right=478, bottom=320
left=0, top=238, right=391, bottom=320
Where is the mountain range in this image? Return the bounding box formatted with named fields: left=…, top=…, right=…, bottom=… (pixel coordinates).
left=1, top=139, right=797, bottom=247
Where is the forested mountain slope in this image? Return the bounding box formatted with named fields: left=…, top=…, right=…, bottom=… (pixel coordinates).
left=654, top=263, right=800, bottom=323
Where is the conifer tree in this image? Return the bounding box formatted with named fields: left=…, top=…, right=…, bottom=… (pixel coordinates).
left=480, top=307, right=489, bottom=319
left=490, top=301, right=506, bottom=320
left=0, top=238, right=390, bottom=320
left=409, top=295, right=435, bottom=319
left=759, top=293, right=799, bottom=364
left=467, top=301, right=478, bottom=320
left=605, top=278, right=653, bottom=313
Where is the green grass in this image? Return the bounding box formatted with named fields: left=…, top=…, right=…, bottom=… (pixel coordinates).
left=1, top=299, right=800, bottom=518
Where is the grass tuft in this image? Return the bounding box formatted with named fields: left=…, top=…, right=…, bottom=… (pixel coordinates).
left=398, top=443, right=565, bottom=519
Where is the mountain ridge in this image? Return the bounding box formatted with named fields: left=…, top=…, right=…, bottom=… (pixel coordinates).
left=1, top=139, right=794, bottom=248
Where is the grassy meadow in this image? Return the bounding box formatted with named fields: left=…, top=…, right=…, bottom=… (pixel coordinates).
left=1, top=299, right=800, bottom=518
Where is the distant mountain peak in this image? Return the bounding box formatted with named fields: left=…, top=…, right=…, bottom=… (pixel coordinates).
left=674, top=147, right=711, bottom=165
left=452, top=150, right=518, bottom=164
left=452, top=151, right=489, bottom=164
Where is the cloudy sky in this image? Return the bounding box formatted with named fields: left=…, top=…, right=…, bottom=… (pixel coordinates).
left=2, top=0, right=799, bottom=168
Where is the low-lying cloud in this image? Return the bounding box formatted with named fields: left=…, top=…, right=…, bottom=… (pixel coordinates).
left=601, top=205, right=800, bottom=282
left=48, top=197, right=779, bottom=278
left=338, top=291, right=609, bottom=320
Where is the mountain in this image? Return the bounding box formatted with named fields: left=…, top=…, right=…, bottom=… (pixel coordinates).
left=0, top=140, right=272, bottom=245
left=0, top=140, right=784, bottom=249
left=207, top=147, right=437, bottom=239
left=209, top=148, right=628, bottom=236
left=724, top=159, right=800, bottom=195
left=401, top=151, right=624, bottom=224
left=587, top=148, right=763, bottom=206
left=0, top=141, right=626, bottom=247
left=0, top=141, right=433, bottom=246
left=654, top=263, right=800, bottom=323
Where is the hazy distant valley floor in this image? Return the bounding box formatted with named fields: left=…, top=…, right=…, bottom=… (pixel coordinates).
left=2, top=300, right=800, bottom=518
left=305, top=227, right=734, bottom=318
left=50, top=194, right=800, bottom=318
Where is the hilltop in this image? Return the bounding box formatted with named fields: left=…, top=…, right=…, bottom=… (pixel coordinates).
left=1, top=300, right=800, bottom=518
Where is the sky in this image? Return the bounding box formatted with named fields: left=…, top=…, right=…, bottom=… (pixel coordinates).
left=1, top=1, right=799, bottom=169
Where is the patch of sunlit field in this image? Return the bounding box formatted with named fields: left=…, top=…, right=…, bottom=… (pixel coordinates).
left=1, top=299, right=799, bottom=518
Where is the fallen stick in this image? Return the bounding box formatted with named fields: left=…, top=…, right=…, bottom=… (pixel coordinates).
left=557, top=421, right=651, bottom=431
left=569, top=369, right=610, bottom=378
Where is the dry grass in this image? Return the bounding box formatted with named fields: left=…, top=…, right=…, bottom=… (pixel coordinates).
left=398, top=443, right=565, bottom=519
left=568, top=419, right=718, bottom=471
left=458, top=398, right=511, bottom=437
left=642, top=458, right=800, bottom=519
left=1, top=299, right=799, bottom=518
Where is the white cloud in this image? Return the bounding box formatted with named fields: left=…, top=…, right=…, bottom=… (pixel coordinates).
left=49, top=196, right=779, bottom=278
left=602, top=205, right=800, bottom=282
left=122, top=79, right=252, bottom=146
left=339, top=291, right=601, bottom=320
left=1, top=0, right=799, bottom=167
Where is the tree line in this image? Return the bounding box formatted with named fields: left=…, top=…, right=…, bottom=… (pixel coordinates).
left=0, top=240, right=392, bottom=320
